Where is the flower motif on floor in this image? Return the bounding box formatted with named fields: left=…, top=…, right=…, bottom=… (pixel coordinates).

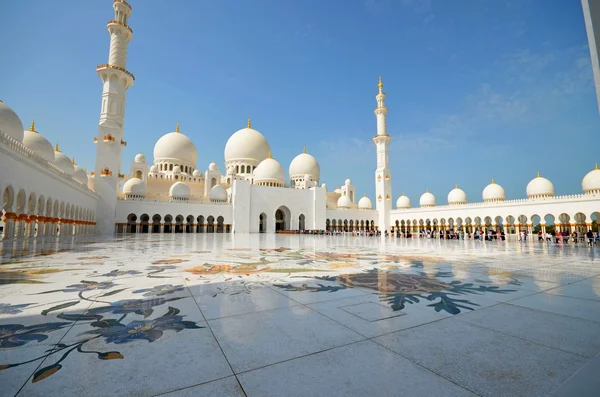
left=37, top=280, right=118, bottom=294
left=0, top=322, right=71, bottom=349
left=80, top=306, right=203, bottom=344
left=133, top=284, right=185, bottom=297
left=273, top=269, right=519, bottom=315
left=0, top=303, right=34, bottom=315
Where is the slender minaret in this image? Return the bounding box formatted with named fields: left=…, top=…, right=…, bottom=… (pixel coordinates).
left=93, top=0, right=134, bottom=234
left=373, top=76, right=392, bottom=233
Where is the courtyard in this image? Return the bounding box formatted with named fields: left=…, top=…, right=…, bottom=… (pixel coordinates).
left=1, top=234, right=599, bottom=396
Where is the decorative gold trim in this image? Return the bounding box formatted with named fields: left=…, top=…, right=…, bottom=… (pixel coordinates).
left=247, top=116, right=251, bottom=129
left=96, top=64, right=135, bottom=80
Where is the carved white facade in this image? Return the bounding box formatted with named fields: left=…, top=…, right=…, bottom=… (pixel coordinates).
left=1, top=0, right=599, bottom=239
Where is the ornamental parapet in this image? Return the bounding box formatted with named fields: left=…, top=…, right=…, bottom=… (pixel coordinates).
left=0, top=130, right=95, bottom=193
left=96, top=64, right=135, bottom=80
left=107, top=20, right=133, bottom=34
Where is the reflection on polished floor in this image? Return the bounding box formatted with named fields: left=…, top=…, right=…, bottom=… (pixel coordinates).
left=1, top=234, right=600, bottom=396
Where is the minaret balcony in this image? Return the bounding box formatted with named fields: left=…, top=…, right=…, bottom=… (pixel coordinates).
left=97, top=64, right=135, bottom=81
left=107, top=20, right=133, bottom=34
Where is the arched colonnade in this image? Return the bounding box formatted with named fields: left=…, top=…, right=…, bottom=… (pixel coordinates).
left=1, top=184, right=96, bottom=239
left=118, top=213, right=231, bottom=234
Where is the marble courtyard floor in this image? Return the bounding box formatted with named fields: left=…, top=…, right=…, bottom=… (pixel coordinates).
left=1, top=234, right=600, bottom=396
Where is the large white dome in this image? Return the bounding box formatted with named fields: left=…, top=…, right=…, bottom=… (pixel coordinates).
left=0, top=101, right=24, bottom=142
left=337, top=195, right=352, bottom=208
left=420, top=190, right=436, bottom=207
left=22, top=122, right=54, bottom=163
left=73, top=162, right=88, bottom=185
left=358, top=195, right=372, bottom=209
left=482, top=179, right=505, bottom=202
left=153, top=125, right=197, bottom=166
left=254, top=157, right=285, bottom=184
left=224, top=120, right=271, bottom=164
left=448, top=185, right=467, bottom=205
left=53, top=145, right=74, bottom=175
left=582, top=164, right=600, bottom=194
left=396, top=193, right=411, bottom=209
left=526, top=172, right=554, bottom=198
left=169, top=181, right=190, bottom=200
left=123, top=177, right=147, bottom=196
left=289, top=149, right=320, bottom=180
left=209, top=184, right=227, bottom=202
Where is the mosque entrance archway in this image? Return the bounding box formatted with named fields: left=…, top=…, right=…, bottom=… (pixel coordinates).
left=216, top=216, right=224, bottom=233
left=259, top=213, right=267, bottom=233
left=275, top=206, right=290, bottom=232
left=298, top=214, right=305, bottom=231
left=127, top=213, right=137, bottom=233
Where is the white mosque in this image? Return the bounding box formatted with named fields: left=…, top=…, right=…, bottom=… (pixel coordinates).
left=1, top=0, right=600, bottom=239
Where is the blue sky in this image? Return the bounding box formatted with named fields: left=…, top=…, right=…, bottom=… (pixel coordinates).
left=1, top=0, right=598, bottom=204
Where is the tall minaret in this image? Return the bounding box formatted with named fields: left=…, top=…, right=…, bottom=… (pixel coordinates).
left=93, top=0, right=134, bottom=234
left=373, top=76, right=392, bottom=233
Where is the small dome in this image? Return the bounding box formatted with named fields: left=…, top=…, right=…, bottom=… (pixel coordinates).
left=208, top=162, right=218, bottom=171
left=345, top=179, right=352, bottom=186
left=447, top=185, right=467, bottom=205
left=358, top=195, right=372, bottom=209
left=334, top=187, right=342, bottom=194
left=396, top=194, right=411, bottom=209
left=337, top=195, right=352, bottom=208
left=321, top=182, right=327, bottom=191
left=526, top=172, right=554, bottom=198
left=582, top=164, right=600, bottom=194
left=482, top=179, right=505, bottom=202
left=420, top=190, right=436, bottom=207
left=192, top=169, right=202, bottom=177
left=73, top=163, right=88, bottom=185
left=149, top=164, right=158, bottom=173
left=0, top=101, right=24, bottom=142
left=254, top=157, right=285, bottom=184
left=53, top=145, right=74, bottom=175
left=153, top=125, right=197, bottom=166
left=289, top=149, right=320, bottom=180
left=123, top=177, right=147, bottom=196
left=209, top=184, right=227, bottom=202
left=134, top=153, right=146, bottom=163
left=224, top=119, right=271, bottom=164
left=173, top=165, right=181, bottom=173
left=169, top=182, right=190, bottom=200
left=22, top=122, right=54, bottom=163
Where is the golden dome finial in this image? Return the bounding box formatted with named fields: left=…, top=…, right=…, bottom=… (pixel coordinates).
left=596, top=163, right=599, bottom=170
left=425, top=188, right=429, bottom=193
left=303, top=145, right=306, bottom=154
left=54, top=143, right=59, bottom=152
left=363, top=193, right=366, bottom=197
left=455, top=184, right=458, bottom=189
left=268, top=150, right=272, bottom=159
left=175, top=123, right=180, bottom=133
left=537, top=171, right=540, bottom=178
left=72, top=157, right=75, bottom=165
left=29, top=121, right=36, bottom=132
left=491, top=178, right=495, bottom=184
left=84, top=167, right=87, bottom=173
left=247, top=116, right=251, bottom=129
left=378, top=75, right=383, bottom=89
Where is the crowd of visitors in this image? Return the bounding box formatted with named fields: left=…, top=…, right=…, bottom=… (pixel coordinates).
left=292, top=228, right=600, bottom=246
